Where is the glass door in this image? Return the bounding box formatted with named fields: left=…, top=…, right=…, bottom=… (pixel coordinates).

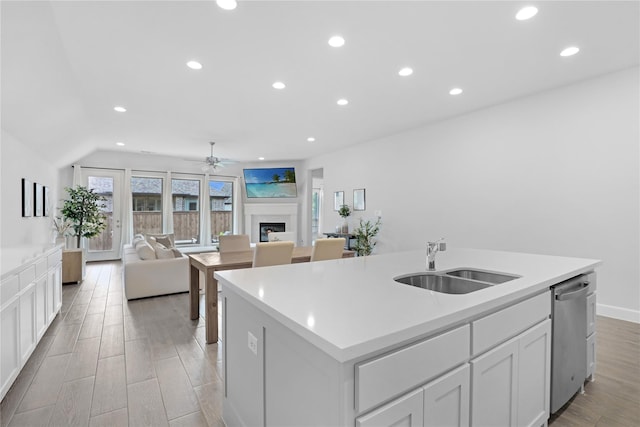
left=82, top=169, right=123, bottom=261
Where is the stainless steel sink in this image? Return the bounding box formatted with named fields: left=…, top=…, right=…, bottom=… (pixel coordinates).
left=393, top=273, right=493, bottom=294
left=444, top=269, right=519, bottom=284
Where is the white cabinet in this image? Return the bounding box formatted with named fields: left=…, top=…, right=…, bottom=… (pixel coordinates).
left=356, top=388, right=424, bottom=427
left=471, top=319, right=551, bottom=427
left=19, top=283, right=37, bottom=365
left=586, top=290, right=597, bottom=380
left=1, top=298, right=20, bottom=396
left=424, top=364, right=470, bottom=427
left=517, top=320, right=551, bottom=427
left=471, top=337, right=519, bottom=426
left=0, top=246, right=63, bottom=400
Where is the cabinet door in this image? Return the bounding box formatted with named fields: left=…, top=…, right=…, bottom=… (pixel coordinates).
left=471, top=338, right=519, bottom=427
left=586, top=293, right=596, bottom=337
left=587, top=332, right=596, bottom=379
left=53, top=265, right=62, bottom=313
left=35, top=276, right=47, bottom=338
left=19, top=284, right=37, bottom=364
left=424, top=364, right=470, bottom=427
left=518, top=319, right=551, bottom=427
left=356, top=388, right=424, bottom=427
left=1, top=298, right=20, bottom=399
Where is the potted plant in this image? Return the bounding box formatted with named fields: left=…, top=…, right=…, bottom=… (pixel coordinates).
left=61, top=186, right=108, bottom=249
left=353, top=217, right=381, bottom=256
left=338, top=204, right=351, bottom=233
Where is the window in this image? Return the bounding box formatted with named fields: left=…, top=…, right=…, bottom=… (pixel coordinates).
left=131, top=177, right=163, bottom=235
left=172, top=178, right=200, bottom=245
left=210, top=180, right=234, bottom=242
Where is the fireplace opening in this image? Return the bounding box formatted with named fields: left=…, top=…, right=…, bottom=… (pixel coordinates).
left=259, top=222, right=285, bottom=242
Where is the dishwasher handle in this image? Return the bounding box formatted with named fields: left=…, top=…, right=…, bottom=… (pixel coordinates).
left=555, top=282, right=589, bottom=301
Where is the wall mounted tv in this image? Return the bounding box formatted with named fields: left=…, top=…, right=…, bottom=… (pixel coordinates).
left=243, top=167, right=297, bottom=198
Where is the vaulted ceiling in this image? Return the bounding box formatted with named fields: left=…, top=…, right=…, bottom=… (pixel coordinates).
left=2, top=1, right=638, bottom=168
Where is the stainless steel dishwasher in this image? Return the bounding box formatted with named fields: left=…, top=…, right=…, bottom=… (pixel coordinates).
left=550, top=272, right=594, bottom=413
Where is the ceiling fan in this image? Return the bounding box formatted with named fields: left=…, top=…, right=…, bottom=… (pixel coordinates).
left=197, top=141, right=232, bottom=173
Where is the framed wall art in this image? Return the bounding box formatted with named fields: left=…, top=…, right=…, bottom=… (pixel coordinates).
left=334, top=191, right=344, bottom=211
left=353, top=188, right=366, bottom=211
left=34, top=183, right=43, bottom=217
left=22, top=178, right=33, bottom=217
left=43, top=186, right=50, bottom=217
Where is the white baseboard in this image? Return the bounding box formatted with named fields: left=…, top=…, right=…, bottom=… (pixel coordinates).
left=597, top=303, right=640, bottom=324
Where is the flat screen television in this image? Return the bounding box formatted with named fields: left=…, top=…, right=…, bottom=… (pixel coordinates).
left=243, top=167, right=297, bottom=198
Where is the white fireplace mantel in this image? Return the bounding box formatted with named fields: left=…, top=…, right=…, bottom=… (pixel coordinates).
left=244, top=203, right=298, bottom=244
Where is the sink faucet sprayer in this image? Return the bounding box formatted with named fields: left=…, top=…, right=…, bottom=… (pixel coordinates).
left=427, top=238, right=446, bottom=271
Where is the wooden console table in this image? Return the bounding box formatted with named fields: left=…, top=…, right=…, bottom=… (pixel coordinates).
left=323, top=232, right=355, bottom=250
left=189, top=246, right=354, bottom=344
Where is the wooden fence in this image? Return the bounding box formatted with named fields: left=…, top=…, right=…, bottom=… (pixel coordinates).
left=89, top=211, right=234, bottom=250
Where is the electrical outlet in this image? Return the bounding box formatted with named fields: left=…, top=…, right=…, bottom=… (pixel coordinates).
left=248, top=331, right=258, bottom=355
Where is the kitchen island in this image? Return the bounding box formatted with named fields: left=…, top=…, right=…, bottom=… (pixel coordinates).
left=215, top=248, right=600, bottom=427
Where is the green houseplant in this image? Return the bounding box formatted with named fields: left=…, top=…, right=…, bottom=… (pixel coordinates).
left=353, top=217, right=381, bottom=256
left=338, top=204, right=351, bottom=233
left=61, top=186, right=108, bottom=249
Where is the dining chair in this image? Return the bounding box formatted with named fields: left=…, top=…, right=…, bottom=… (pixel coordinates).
left=219, top=234, right=251, bottom=253
left=252, top=241, right=295, bottom=268
left=267, top=231, right=296, bottom=245
left=311, top=238, right=346, bottom=262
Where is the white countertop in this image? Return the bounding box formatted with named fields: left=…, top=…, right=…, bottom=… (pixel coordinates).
left=1, top=244, right=64, bottom=278
left=215, top=248, right=601, bottom=362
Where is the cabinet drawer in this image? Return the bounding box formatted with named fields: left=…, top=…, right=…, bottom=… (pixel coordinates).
left=472, top=291, right=550, bottom=356
left=35, top=259, right=48, bottom=278
left=48, top=250, right=62, bottom=269
left=1, top=276, right=20, bottom=306
left=356, top=325, right=470, bottom=413
left=19, top=266, right=36, bottom=290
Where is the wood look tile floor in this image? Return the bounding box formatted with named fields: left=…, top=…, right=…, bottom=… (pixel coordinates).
left=1, top=260, right=638, bottom=426
left=1, top=261, right=223, bottom=427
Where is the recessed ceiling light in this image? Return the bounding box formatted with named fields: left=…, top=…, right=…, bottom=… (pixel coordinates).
left=328, top=35, right=345, bottom=48
left=449, top=88, right=463, bottom=95
left=515, top=6, right=538, bottom=20
left=216, top=0, right=237, bottom=10
left=114, top=106, right=127, bottom=112
left=307, top=137, right=315, bottom=142
left=258, top=157, right=265, bottom=160
left=398, top=67, right=413, bottom=77
left=337, top=98, right=349, bottom=106
left=186, top=60, right=203, bottom=70
left=116, top=142, right=125, bottom=146
left=272, top=81, right=286, bottom=89
left=560, top=46, right=580, bottom=57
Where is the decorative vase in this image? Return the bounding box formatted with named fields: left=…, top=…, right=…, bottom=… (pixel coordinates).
left=341, top=219, right=349, bottom=234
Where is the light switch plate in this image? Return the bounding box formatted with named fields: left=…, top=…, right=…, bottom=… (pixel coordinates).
left=248, top=331, right=258, bottom=355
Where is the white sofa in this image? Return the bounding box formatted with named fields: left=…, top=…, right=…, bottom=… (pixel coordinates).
left=123, top=243, right=189, bottom=300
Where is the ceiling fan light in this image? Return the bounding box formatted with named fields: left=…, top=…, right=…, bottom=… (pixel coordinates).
left=216, top=0, right=237, bottom=10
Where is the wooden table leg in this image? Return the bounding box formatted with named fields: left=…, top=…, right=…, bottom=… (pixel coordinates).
left=190, top=264, right=199, bottom=320
left=205, top=268, right=218, bottom=343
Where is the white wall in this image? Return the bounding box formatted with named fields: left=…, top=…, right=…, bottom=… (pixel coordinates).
left=1, top=129, right=60, bottom=250
left=305, top=67, right=639, bottom=322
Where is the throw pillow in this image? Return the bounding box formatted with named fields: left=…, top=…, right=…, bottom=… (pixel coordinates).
left=145, top=233, right=174, bottom=248
left=154, top=242, right=176, bottom=259
left=171, top=248, right=183, bottom=258
left=135, top=240, right=156, bottom=260
left=132, top=234, right=145, bottom=246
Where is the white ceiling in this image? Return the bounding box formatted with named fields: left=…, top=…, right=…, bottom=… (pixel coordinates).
left=2, top=1, right=638, bottom=168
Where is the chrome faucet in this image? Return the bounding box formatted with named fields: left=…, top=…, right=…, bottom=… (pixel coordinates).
left=427, top=238, right=446, bottom=271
